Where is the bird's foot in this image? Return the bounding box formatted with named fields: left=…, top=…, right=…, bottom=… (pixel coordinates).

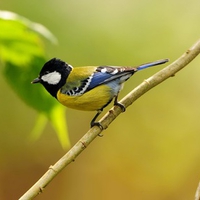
left=90, top=121, right=104, bottom=131
left=114, top=102, right=126, bottom=112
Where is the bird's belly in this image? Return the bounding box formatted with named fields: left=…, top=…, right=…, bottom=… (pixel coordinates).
left=57, top=85, right=115, bottom=111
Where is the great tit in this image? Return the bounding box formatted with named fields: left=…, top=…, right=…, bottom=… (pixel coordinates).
left=32, top=58, right=168, bottom=128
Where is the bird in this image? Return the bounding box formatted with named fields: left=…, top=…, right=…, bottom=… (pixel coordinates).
left=32, top=58, right=168, bottom=128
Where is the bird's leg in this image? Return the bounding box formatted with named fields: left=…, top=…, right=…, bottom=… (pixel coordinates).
left=90, top=109, right=104, bottom=130
left=114, top=95, right=126, bottom=112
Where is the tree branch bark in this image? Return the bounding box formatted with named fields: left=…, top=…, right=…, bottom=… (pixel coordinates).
left=19, top=39, right=200, bottom=200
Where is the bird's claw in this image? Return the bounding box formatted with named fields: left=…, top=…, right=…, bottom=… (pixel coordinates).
left=114, top=102, right=126, bottom=112
left=90, top=121, right=104, bottom=131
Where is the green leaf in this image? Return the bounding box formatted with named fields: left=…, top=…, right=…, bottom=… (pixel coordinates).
left=30, top=108, right=71, bottom=149
left=50, top=105, right=71, bottom=148
left=0, top=10, right=70, bottom=149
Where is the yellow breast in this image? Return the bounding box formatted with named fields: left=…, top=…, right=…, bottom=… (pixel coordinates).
left=57, top=84, right=113, bottom=111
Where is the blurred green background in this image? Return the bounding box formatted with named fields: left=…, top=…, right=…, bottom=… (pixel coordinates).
left=1, top=0, right=200, bottom=199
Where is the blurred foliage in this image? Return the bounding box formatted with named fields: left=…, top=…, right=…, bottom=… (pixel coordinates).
left=0, top=10, right=70, bottom=148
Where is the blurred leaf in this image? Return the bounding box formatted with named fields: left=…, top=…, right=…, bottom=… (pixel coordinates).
left=0, top=10, right=70, bottom=148
left=30, top=113, right=48, bottom=141
left=30, top=108, right=70, bottom=149
left=50, top=105, right=70, bottom=148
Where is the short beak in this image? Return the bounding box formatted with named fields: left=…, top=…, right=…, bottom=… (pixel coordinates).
left=31, top=77, right=41, bottom=84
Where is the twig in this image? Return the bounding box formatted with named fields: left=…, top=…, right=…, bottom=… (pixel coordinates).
left=19, top=39, right=200, bottom=200
left=195, top=182, right=200, bottom=200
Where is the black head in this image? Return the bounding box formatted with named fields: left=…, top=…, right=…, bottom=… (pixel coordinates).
left=32, top=58, right=72, bottom=98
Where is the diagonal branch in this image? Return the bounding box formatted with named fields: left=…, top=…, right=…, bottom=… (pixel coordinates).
left=19, top=39, right=200, bottom=200
left=195, top=182, right=200, bottom=200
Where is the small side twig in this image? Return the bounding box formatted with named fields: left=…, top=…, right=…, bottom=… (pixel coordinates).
left=19, top=39, right=200, bottom=200
left=195, top=182, right=200, bottom=200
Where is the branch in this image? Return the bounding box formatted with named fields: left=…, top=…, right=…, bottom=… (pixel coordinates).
left=195, top=182, right=200, bottom=200
left=19, top=39, right=200, bottom=200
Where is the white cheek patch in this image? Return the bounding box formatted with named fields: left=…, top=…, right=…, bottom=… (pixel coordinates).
left=41, top=71, right=61, bottom=85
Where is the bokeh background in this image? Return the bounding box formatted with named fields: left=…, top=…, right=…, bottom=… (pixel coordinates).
left=1, top=0, right=200, bottom=199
